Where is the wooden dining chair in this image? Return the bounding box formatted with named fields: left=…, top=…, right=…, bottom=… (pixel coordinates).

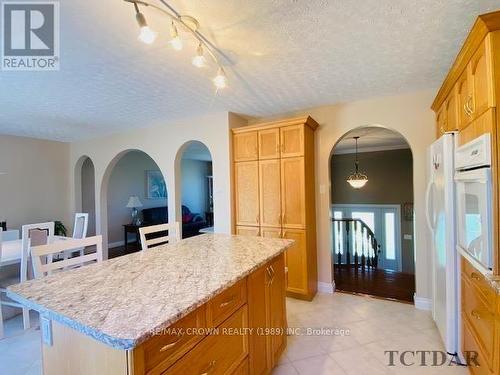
left=31, top=235, right=103, bottom=279
left=139, top=222, right=181, bottom=251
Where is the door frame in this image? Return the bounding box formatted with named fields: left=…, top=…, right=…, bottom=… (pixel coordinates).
left=331, top=203, right=403, bottom=272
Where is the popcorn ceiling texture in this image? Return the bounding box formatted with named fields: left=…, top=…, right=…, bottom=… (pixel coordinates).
left=0, top=0, right=498, bottom=141
left=7, top=234, right=292, bottom=349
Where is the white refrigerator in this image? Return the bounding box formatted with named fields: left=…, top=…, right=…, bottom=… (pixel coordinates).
left=426, top=132, right=458, bottom=355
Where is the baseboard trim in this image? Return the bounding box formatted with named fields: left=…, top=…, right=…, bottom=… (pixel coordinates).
left=318, top=281, right=335, bottom=294
left=108, top=241, right=125, bottom=249
left=414, top=295, right=432, bottom=311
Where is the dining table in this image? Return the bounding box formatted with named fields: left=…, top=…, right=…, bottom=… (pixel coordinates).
left=0, top=236, right=69, bottom=267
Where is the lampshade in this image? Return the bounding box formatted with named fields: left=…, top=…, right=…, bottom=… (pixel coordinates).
left=346, top=136, right=368, bottom=189
left=126, top=196, right=143, bottom=208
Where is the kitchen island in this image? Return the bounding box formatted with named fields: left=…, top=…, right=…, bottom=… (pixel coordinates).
left=7, top=234, right=293, bottom=375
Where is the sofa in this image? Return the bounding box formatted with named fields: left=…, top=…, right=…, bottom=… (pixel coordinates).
left=141, top=206, right=207, bottom=238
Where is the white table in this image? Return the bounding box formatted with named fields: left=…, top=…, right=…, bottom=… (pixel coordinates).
left=0, top=236, right=68, bottom=267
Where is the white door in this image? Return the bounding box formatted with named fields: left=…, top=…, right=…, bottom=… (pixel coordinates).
left=332, top=204, right=402, bottom=272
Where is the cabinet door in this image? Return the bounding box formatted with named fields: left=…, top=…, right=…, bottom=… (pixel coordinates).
left=261, top=227, right=282, bottom=238
left=247, top=264, right=271, bottom=375
left=259, top=159, right=281, bottom=228
left=457, top=69, right=472, bottom=130
left=236, top=226, right=260, bottom=236
left=280, top=125, right=304, bottom=158
left=281, top=157, right=306, bottom=229
left=445, top=88, right=458, bottom=132
left=282, top=229, right=307, bottom=295
left=234, top=161, right=259, bottom=227
left=470, top=40, right=492, bottom=118
left=234, top=132, right=258, bottom=162
left=269, top=254, right=287, bottom=365
left=258, top=128, right=280, bottom=160
left=436, top=105, right=446, bottom=138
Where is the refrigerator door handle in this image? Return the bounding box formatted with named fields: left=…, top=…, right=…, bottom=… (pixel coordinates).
left=425, top=179, right=436, bottom=231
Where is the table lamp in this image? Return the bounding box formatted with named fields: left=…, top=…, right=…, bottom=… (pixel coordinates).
left=126, top=196, right=143, bottom=225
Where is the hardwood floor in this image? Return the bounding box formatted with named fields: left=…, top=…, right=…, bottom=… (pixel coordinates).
left=334, top=265, right=415, bottom=302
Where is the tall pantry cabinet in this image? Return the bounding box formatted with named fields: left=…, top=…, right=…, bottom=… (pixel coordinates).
left=232, top=116, right=318, bottom=300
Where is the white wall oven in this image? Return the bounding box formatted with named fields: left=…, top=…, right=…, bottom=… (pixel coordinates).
left=454, top=134, right=493, bottom=272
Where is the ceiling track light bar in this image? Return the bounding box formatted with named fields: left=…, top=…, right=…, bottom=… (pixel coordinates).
left=124, top=0, right=227, bottom=89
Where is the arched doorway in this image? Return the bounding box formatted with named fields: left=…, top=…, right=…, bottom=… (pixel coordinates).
left=175, top=141, right=213, bottom=238
left=101, top=150, right=167, bottom=258
left=74, top=156, right=96, bottom=236
left=330, top=126, right=415, bottom=302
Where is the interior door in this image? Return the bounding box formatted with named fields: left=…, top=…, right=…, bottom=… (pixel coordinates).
left=234, top=161, right=259, bottom=227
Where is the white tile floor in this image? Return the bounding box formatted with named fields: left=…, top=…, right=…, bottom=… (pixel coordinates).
left=0, top=292, right=469, bottom=375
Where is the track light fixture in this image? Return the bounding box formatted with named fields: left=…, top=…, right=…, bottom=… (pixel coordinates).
left=125, top=0, right=227, bottom=90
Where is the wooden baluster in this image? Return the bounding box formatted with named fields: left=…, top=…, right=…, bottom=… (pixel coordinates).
left=361, top=226, right=366, bottom=272
left=345, top=220, right=350, bottom=271
left=353, top=221, right=359, bottom=275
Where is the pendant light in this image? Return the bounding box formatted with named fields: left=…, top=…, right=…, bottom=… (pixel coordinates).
left=347, top=136, right=368, bottom=189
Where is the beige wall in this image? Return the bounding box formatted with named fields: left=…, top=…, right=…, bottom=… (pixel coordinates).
left=331, top=148, right=414, bottom=274
left=0, top=135, right=71, bottom=232
left=69, top=111, right=235, bottom=259
left=250, top=90, right=436, bottom=302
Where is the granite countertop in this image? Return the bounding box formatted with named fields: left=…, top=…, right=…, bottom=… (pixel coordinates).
left=7, top=234, right=293, bottom=350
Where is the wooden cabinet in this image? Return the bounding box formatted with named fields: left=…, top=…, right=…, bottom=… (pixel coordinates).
left=458, top=109, right=495, bottom=146
left=436, top=104, right=447, bottom=137
left=470, top=38, right=493, bottom=118
left=280, top=125, right=304, bottom=158
left=248, top=254, right=287, bottom=375
left=281, top=157, right=306, bottom=229
left=236, top=226, right=260, bottom=236
left=258, top=128, right=280, bottom=160
left=282, top=229, right=307, bottom=295
left=234, top=161, right=259, bottom=227
left=445, top=88, right=459, bottom=132
left=259, top=159, right=281, bottom=228
left=232, top=116, right=318, bottom=300
left=457, top=69, right=472, bottom=130
left=234, top=132, right=258, bottom=162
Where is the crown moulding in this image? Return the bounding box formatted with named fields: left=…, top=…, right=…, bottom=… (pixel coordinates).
left=431, top=10, right=500, bottom=112
left=232, top=115, right=319, bottom=133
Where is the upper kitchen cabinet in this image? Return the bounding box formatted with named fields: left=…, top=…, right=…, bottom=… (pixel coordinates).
left=436, top=103, right=447, bottom=138
left=456, top=69, right=472, bottom=130
left=280, top=125, right=304, bottom=158
left=469, top=37, right=494, bottom=118
left=234, top=131, right=258, bottom=162
left=444, top=87, right=459, bottom=132
left=258, top=128, right=280, bottom=160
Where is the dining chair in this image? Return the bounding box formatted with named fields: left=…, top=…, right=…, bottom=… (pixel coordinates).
left=139, top=222, right=181, bottom=250
left=0, top=223, right=52, bottom=338
left=31, top=235, right=103, bottom=279
left=63, top=213, right=89, bottom=260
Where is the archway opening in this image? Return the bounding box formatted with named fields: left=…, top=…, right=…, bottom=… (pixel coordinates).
left=104, top=150, right=167, bottom=257
left=329, top=126, right=415, bottom=302
left=176, top=141, right=213, bottom=238
left=75, top=156, right=96, bottom=237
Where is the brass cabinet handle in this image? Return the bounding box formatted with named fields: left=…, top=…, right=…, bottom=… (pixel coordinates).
left=266, top=267, right=273, bottom=285
left=467, top=95, right=474, bottom=114
left=471, top=310, right=482, bottom=320
left=200, top=360, right=217, bottom=375
left=440, top=126, right=445, bottom=133
left=282, top=212, right=286, bottom=224
left=269, top=265, right=275, bottom=283
left=159, top=336, right=183, bottom=352
left=463, top=103, right=471, bottom=117
left=219, top=295, right=235, bottom=308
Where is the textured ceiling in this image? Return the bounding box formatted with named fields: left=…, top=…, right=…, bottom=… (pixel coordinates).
left=333, top=127, right=410, bottom=154
left=0, top=0, right=498, bottom=141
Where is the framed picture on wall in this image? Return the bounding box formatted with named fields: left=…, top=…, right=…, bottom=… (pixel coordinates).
left=146, top=170, right=167, bottom=199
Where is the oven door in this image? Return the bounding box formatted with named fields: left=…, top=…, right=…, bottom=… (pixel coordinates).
left=455, top=168, right=493, bottom=270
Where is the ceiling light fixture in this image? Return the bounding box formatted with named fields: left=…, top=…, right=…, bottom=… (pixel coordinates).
left=125, top=0, right=228, bottom=90
left=192, top=43, right=206, bottom=68
left=346, top=136, right=368, bottom=189
left=134, top=3, right=157, bottom=44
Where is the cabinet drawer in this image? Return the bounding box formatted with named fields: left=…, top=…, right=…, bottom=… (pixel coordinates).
left=462, top=314, right=492, bottom=375
left=461, top=277, right=494, bottom=367
left=208, top=279, right=247, bottom=327
left=461, top=257, right=496, bottom=311
left=163, top=306, right=249, bottom=375
left=136, top=306, right=207, bottom=375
